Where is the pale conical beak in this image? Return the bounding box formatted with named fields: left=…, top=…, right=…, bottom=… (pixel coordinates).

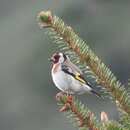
left=48, top=57, right=54, bottom=62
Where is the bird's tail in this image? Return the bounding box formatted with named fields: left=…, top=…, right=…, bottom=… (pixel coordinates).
left=90, top=89, right=103, bottom=99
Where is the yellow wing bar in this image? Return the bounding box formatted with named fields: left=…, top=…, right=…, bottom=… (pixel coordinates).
left=72, top=72, right=86, bottom=84
left=62, top=67, right=87, bottom=84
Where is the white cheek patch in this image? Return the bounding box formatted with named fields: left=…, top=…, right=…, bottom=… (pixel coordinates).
left=58, top=53, right=65, bottom=63
left=59, top=57, right=64, bottom=63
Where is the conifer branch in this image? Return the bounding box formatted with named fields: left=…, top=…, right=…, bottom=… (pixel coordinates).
left=103, top=122, right=127, bottom=130
left=56, top=93, right=127, bottom=130
left=37, top=11, right=130, bottom=116
left=116, top=101, right=130, bottom=129
left=56, top=93, right=101, bottom=130
left=119, top=109, right=130, bottom=129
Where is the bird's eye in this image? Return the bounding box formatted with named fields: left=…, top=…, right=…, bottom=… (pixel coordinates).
left=54, top=55, right=60, bottom=60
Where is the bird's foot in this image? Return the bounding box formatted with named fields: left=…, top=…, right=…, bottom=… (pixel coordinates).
left=56, top=92, right=66, bottom=100
left=56, top=92, right=75, bottom=112
left=67, top=95, right=75, bottom=103
left=59, top=103, right=70, bottom=112
left=56, top=92, right=75, bottom=101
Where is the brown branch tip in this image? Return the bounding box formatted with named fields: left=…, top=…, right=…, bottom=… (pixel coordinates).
left=37, top=11, right=53, bottom=28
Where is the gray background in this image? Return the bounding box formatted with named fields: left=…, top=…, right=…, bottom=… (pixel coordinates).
left=0, top=0, right=130, bottom=130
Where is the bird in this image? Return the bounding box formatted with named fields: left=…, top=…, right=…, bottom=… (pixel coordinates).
left=49, top=52, right=102, bottom=98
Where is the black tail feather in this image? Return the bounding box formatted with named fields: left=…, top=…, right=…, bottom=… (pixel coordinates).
left=90, top=89, right=103, bottom=99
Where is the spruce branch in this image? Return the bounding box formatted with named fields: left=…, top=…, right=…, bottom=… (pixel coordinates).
left=37, top=11, right=130, bottom=116
left=103, top=122, right=127, bottom=130
left=56, top=93, right=126, bottom=130
left=100, top=111, right=127, bottom=130
left=56, top=92, right=101, bottom=130
left=116, top=101, right=130, bottom=129
left=119, top=108, right=130, bottom=129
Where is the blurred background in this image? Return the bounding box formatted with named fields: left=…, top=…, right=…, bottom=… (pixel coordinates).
left=0, top=0, right=130, bottom=130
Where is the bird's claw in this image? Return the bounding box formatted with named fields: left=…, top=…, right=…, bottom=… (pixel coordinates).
left=56, top=92, right=66, bottom=100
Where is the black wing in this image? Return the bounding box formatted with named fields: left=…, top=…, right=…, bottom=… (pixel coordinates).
left=62, top=66, right=102, bottom=98
left=62, top=66, right=91, bottom=86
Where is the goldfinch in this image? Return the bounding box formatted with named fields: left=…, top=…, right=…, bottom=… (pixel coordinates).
left=49, top=52, right=101, bottom=98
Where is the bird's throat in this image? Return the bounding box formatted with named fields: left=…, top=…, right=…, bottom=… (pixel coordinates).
left=52, top=63, right=61, bottom=74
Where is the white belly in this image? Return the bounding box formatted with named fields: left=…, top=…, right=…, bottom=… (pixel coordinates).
left=52, top=71, right=70, bottom=92
left=52, top=71, right=91, bottom=94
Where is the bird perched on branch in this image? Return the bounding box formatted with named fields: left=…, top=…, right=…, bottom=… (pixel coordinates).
left=49, top=52, right=102, bottom=98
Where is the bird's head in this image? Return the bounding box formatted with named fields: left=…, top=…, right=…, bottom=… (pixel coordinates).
left=49, top=52, right=67, bottom=64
